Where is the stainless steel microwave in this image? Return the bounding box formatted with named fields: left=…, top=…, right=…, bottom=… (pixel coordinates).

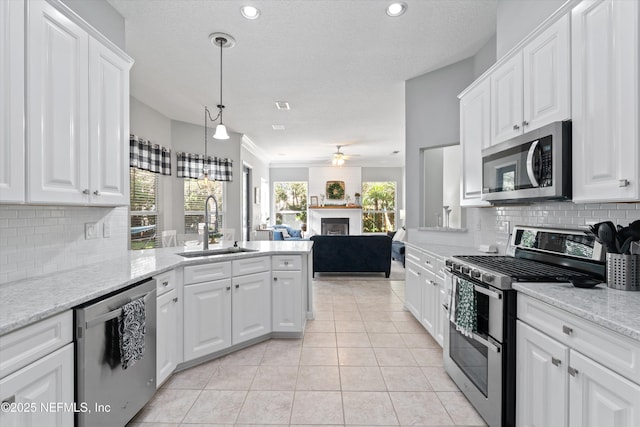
left=481, top=121, right=571, bottom=203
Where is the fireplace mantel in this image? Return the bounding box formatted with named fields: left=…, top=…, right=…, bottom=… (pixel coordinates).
left=308, top=207, right=362, bottom=235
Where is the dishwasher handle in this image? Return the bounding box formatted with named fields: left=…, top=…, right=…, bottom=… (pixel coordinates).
left=85, top=290, right=154, bottom=329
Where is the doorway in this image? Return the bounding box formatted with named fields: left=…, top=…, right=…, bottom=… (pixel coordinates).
left=242, top=164, right=252, bottom=241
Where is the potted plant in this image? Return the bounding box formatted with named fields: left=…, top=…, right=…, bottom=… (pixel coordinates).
left=354, top=192, right=361, bottom=206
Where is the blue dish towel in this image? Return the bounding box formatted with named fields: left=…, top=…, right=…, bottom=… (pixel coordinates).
left=455, top=278, right=477, bottom=338
left=119, top=298, right=146, bottom=370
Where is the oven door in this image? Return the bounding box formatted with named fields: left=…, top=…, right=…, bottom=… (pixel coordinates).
left=443, top=272, right=503, bottom=427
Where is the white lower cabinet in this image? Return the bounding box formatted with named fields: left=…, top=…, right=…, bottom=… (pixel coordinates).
left=183, top=278, right=232, bottom=361
left=517, top=295, right=640, bottom=427
left=0, top=343, right=74, bottom=427
left=272, top=271, right=302, bottom=332
left=157, top=288, right=179, bottom=385
left=420, top=269, right=438, bottom=334
left=232, top=271, right=271, bottom=344
left=404, top=259, right=422, bottom=319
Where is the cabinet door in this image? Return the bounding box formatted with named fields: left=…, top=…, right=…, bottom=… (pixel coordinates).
left=491, top=53, right=524, bottom=144
left=183, top=279, right=231, bottom=361
left=0, top=343, right=74, bottom=427
left=571, top=0, right=640, bottom=202
left=232, top=271, right=271, bottom=345
left=569, top=350, right=640, bottom=427
left=88, top=37, right=132, bottom=205
left=157, top=289, right=178, bottom=386
left=459, top=79, right=491, bottom=206
left=435, top=276, right=447, bottom=347
left=420, top=270, right=437, bottom=336
left=404, top=260, right=422, bottom=319
left=0, top=0, right=25, bottom=202
left=272, top=270, right=302, bottom=332
left=27, top=0, right=89, bottom=204
left=516, top=321, right=569, bottom=427
left=523, top=13, right=570, bottom=131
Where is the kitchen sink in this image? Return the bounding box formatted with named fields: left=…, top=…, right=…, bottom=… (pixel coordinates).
left=178, top=247, right=258, bottom=258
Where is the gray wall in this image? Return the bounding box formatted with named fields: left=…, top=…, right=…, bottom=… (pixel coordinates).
left=60, top=0, right=125, bottom=49
left=404, top=57, right=475, bottom=230
left=241, top=144, right=271, bottom=232
left=473, top=34, right=497, bottom=78
left=496, top=0, right=566, bottom=59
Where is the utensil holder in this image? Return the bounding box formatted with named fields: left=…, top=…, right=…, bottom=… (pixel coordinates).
left=607, top=253, right=640, bottom=291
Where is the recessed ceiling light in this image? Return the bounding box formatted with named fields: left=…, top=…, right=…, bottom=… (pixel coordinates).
left=240, top=5, right=260, bottom=20
left=275, top=101, right=290, bottom=110
left=386, top=2, right=407, bottom=17
left=272, top=124, right=285, bottom=130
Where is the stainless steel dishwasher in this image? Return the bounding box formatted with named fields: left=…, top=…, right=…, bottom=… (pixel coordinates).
left=75, top=278, right=156, bottom=427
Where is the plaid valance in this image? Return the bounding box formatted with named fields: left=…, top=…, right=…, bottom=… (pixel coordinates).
left=177, top=152, right=233, bottom=181
left=129, top=135, right=172, bottom=175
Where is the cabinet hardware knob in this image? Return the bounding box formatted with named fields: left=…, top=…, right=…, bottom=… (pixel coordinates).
left=619, top=179, right=630, bottom=187
left=284, top=261, right=289, bottom=265
left=551, top=357, right=561, bottom=366
left=82, top=189, right=90, bottom=195
left=513, top=124, right=520, bottom=130
left=162, top=281, right=169, bottom=287
left=568, top=366, right=579, bottom=377
left=235, top=284, right=240, bottom=288
left=173, top=297, right=178, bottom=303
left=226, top=286, right=231, bottom=291
left=562, top=325, right=573, bottom=335
left=431, top=280, right=438, bottom=286
left=273, top=277, right=278, bottom=281
left=93, top=190, right=100, bottom=196
left=522, top=120, right=529, bottom=126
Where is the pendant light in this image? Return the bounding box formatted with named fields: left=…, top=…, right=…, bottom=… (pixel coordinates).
left=208, top=32, right=235, bottom=140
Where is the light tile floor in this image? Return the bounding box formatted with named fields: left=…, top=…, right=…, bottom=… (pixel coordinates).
left=129, top=262, right=487, bottom=426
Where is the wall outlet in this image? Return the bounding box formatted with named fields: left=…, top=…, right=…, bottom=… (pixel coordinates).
left=85, top=222, right=99, bottom=240
left=103, top=222, right=111, bottom=238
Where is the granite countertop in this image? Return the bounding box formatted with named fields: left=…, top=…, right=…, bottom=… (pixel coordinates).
left=0, top=241, right=313, bottom=335
left=405, top=242, right=485, bottom=258
left=513, top=282, right=640, bottom=342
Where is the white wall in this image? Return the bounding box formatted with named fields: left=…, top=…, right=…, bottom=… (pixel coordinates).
left=60, top=0, right=125, bottom=49
left=309, top=167, right=362, bottom=205
left=496, top=0, right=566, bottom=59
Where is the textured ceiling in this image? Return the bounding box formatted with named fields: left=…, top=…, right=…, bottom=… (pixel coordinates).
left=108, top=0, right=497, bottom=167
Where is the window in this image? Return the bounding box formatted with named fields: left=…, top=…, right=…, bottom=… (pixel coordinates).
left=362, top=181, right=396, bottom=233
left=184, top=179, right=224, bottom=235
left=130, top=168, right=160, bottom=249
left=274, top=182, right=307, bottom=227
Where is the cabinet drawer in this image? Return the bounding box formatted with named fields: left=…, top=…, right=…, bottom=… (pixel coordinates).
left=233, top=256, right=270, bottom=276
left=0, top=311, right=73, bottom=378
left=518, top=294, right=640, bottom=384
left=184, top=262, right=231, bottom=285
left=154, top=270, right=175, bottom=296
left=423, top=252, right=437, bottom=272
left=272, top=255, right=301, bottom=271
left=405, top=246, right=424, bottom=265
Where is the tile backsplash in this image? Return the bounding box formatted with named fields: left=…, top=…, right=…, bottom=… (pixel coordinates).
left=0, top=205, right=129, bottom=284
left=478, top=201, right=640, bottom=253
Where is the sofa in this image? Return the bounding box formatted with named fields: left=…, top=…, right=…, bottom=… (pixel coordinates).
left=388, top=228, right=406, bottom=267
left=310, top=235, right=392, bottom=277
left=272, top=224, right=304, bottom=240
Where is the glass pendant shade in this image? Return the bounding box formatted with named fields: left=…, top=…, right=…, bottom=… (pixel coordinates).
left=213, top=124, right=230, bottom=140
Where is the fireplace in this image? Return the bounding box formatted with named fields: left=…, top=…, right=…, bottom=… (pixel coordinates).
left=321, top=218, right=349, bottom=235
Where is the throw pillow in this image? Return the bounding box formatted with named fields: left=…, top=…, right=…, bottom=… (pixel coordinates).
left=392, top=228, right=406, bottom=242
left=281, top=229, right=291, bottom=238
left=289, top=229, right=302, bottom=238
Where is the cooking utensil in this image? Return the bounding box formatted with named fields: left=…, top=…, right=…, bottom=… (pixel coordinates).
left=620, top=237, right=634, bottom=255
left=597, top=221, right=619, bottom=254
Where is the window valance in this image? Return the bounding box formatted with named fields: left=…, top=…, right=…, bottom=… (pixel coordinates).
left=129, top=135, right=172, bottom=175
left=177, top=152, right=233, bottom=181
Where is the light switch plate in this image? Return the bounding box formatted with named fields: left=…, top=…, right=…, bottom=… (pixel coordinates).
left=85, top=222, right=99, bottom=240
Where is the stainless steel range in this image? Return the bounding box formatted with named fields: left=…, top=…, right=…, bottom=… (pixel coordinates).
left=444, top=226, right=605, bottom=427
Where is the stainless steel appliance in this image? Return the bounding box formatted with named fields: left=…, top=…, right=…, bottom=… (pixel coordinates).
left=444, top=226, right=605, bottom=427
left=75, top=278, right=156, bottom=427
left=482, top=121, right=571, bottom=203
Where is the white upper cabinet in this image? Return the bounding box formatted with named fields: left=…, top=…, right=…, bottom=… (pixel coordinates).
left=523, top=14, right=571, bottom=132
left=571, top=0, right=640, bottom=202
left=0, top=0, right=25, bottom=203
left=459, top=78, right=491, bottom=206
left=491, top=53, right=524, bottom=144
left=491, top=14, right=570, bottom=145
left=88, top=38, right=131, bottom=205
left=27, top=0, right=90, bottom=204
left=26, top=0, right=132, bottom=205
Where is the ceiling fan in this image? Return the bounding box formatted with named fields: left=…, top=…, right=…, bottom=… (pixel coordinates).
left=331, top=145, right=357, bottom=166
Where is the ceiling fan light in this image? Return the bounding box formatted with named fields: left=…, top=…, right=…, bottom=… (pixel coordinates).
left=213, top=124, right=230, bottom=140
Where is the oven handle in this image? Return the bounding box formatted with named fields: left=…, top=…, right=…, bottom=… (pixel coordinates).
left=451, top=321, right=501, bottom=353
left=473, top=284, right=502, bottom=300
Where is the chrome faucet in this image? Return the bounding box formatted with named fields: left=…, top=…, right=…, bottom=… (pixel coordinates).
left=203, top=194, right=219, bottom=250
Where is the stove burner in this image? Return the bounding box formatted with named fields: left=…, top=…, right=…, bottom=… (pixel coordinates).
left=454, top=255, right=591, bottom=282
